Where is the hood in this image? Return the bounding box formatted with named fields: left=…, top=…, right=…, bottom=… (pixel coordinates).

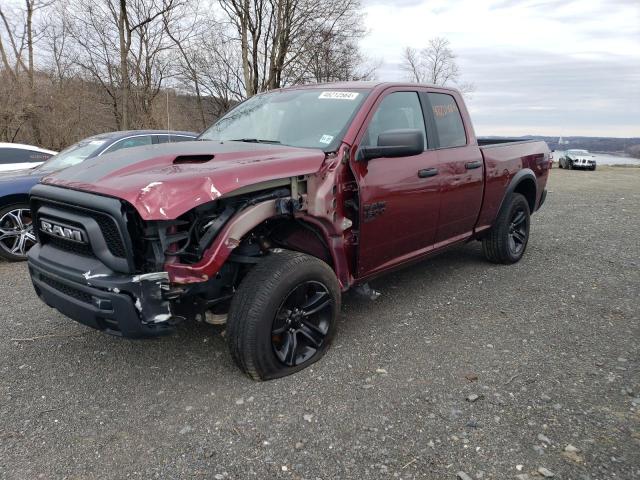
left=42, top=141, right=327, bottom=220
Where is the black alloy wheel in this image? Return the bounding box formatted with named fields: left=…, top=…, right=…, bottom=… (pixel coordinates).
left=271, top=281, right=332, bottom=367
left=482, top=192, right=531, bottom=264
left=227, top=250, right=340, bottom=380
left=507, top=207, right=528, bottom=256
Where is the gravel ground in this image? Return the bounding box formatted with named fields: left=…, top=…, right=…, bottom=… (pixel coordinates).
left=1, top=167, right=639, bottom=480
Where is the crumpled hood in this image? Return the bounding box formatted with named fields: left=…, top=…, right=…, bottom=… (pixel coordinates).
left=42, top=140, right=327, bottom=220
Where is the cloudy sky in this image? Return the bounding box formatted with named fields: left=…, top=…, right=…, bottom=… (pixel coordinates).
left=360, top=0, right=640, bottom=137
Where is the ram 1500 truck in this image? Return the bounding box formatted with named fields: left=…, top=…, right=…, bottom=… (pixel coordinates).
left=27, top=82, right=550, bottom=380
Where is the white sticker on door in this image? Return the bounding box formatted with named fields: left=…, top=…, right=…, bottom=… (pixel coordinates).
left=319, top=134, right=334, bottom=144
left=318, top=91, right=359, bottom=100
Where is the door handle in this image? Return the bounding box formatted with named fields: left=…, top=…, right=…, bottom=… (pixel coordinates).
left=465, top=160, right=483, bottom=170
left=418, top=168, right=438, bottom=178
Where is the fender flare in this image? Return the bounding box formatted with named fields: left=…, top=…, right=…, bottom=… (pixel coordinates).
left=496, top=168, right=538, bottom=215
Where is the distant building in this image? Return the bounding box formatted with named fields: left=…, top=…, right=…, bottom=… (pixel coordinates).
left=558, top=136, right=569, bottom=145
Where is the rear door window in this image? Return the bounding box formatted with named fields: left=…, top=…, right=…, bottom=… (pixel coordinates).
left=0, top=148, right=52, bottom=164
left=427, top=93, right=467, bottom=148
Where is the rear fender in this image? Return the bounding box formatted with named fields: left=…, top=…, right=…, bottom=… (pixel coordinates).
left=497, top=168, right=537, bottom=215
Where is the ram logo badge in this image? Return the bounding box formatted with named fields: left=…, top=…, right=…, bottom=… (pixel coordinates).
left=40, top=219, right=86, bottom=243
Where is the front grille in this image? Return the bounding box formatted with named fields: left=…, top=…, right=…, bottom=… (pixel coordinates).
left=94, top=215, right=126, bottom=257
left=40, top=274, right=93, bottom=304
left=34, top=201, right=127, bottom=259
left=44, top=235, right=95, bottom=257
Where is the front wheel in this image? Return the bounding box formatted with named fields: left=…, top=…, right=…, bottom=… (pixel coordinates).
left=482, top=193, right=531, bottom=264
left=227, top=250, right=341, bottom=380
left=0, top=204, right=36, bottom=261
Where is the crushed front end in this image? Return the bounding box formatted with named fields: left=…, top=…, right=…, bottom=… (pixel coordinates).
left=27, top=184, right=176, bottom=337
left=26, top=180, right=305, bottom=338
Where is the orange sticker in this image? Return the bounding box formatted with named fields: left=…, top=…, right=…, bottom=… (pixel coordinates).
left=433, top=103, right=458, bottom=118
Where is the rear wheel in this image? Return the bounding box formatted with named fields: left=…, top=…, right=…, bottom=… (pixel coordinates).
left=227, top=250, right=340, bottom=380
left=590, top=165, right=596, bottom=171
left=482, top=193, right=530, bottom=264
left=0, top=204, right=36, bottom=261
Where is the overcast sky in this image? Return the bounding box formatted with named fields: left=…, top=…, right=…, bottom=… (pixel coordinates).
left=360, top=0, right=640, bottom=137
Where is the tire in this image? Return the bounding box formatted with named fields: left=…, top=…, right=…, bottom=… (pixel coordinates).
left=0, top=204, right=36, bottom=261
left=482, top=193, right=531, bottom=264
left=227, top=250, right=341, bottom=380
left=590, top=165, right=596, bottom=171
left=558, top=161, right=563, bottom=169
left=568, top=161, right=574, bottom=170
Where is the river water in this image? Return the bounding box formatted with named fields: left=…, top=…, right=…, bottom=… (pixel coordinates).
left=553, top=150, right=640, bottom=166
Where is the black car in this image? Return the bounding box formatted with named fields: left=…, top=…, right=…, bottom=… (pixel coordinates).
left=0, top=130, right=197, bottom=261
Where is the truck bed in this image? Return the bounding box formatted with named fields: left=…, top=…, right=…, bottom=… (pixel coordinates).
left=474, top=139, right=550, bottom=233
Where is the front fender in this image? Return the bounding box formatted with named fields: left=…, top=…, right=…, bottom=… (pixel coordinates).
left=165, top=199, right=279, bottom=284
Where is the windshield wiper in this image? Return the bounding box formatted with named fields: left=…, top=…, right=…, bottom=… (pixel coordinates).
left=229, top=138, right=281, bottom=144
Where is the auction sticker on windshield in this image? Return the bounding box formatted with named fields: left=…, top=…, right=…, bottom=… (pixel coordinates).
left=319, top=91, right=359, bottom=100
left=319, top=135, right=334, bottom=144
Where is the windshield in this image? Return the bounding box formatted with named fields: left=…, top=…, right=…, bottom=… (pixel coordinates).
left=199, top=89, right=368, bottom=150
left=35, top=137, right=108, bottom=173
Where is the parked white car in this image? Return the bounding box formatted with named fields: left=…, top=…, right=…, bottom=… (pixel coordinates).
left=0, top=143, right=57, bottom=172
left=558, top=149, right=596, bottom=171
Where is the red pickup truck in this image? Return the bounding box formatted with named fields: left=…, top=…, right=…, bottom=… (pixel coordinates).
left=27, top=82, right=550, bottom=380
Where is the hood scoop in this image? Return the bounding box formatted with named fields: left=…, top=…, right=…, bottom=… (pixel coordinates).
left=173, top=154, right=214, bottom=164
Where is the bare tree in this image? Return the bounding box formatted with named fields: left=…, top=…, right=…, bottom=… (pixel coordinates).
left=166, top=1, right=248, bottom=127
left=0, top=0, right=374, bottom=147
left=0, top=0, right=54, bottom=143
left=64, top=0, right=180, bottom=129
left=401, top=37, right=474, bottom=94
left=218, top=0, right=372, bottom=98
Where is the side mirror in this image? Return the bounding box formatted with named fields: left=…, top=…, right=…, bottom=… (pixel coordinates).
left=357, top=129, right=424, bottom=162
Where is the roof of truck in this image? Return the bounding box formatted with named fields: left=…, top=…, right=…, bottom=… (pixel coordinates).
left=278, top=81, right=459, bottom=93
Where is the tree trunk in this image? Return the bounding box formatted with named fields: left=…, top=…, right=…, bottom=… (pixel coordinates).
left=26, top=1, right=42, bottom=144
left=240, top=0, right=253, bottom=97
left=119, top=0, right=130, bottom=129
left=194, top=79, right=206, bottom=129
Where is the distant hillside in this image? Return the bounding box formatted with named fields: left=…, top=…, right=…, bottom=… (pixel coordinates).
left=479, top=136, right=640, bottom=158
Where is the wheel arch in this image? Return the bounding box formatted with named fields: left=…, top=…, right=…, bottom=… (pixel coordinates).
left=250, top=217, right=334, bottom=266
left=236, top=214, right=353, bottom=289
left=0, top=193, right=30, bottom=209
left=166, top=199, right=350, bottom=289
left=500, top=169, right=537, bottom=214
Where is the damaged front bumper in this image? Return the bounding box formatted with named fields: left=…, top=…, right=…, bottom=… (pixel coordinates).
left=27, top=244, right=174, bottom=338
